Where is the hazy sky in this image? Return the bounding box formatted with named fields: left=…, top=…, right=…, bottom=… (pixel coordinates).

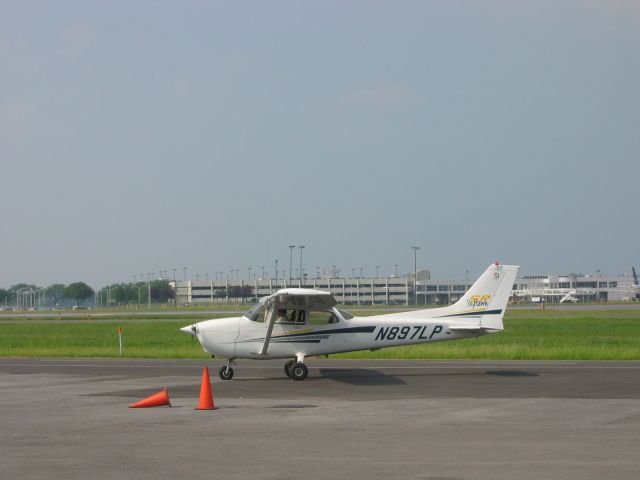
left=1, top=1, right=639, bottom=287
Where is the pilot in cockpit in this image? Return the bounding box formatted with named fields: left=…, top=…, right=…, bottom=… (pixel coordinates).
left=276, top=309, right=288, bottom=323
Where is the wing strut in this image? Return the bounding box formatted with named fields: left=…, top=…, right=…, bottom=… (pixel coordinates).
left=260, top=306, right=277, bottom=355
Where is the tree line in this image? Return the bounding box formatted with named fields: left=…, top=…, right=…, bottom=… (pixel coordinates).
left=0, top=282, right=95, bottom=307
left=0, top=280, right=176, bottom=308
left=0, top=280, right=257, bottom=309
left=96, top=280, right=175, bottom=306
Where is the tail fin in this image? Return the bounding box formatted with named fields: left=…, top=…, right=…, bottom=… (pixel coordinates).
left=633, top=267, right=638, bottom=286
left=447, top=262, right=519, bottom=330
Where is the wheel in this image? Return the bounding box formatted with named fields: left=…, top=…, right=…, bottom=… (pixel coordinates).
left=218, top=365, right=234, bottom=380
left=284, top=360, right=295, bottom=378
left=290, top=363, right=308, bottom=381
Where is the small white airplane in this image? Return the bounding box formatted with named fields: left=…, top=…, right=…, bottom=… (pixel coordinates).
left=559, top=290, right=579, bottom=303
left=181, top=262, right=519, bottom=381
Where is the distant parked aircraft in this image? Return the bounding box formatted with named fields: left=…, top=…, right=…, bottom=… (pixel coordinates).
left=559, top=290, right=579, bottom=303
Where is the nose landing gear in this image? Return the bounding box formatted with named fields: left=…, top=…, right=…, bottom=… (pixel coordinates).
left=218, top=360, right=234, bottom=380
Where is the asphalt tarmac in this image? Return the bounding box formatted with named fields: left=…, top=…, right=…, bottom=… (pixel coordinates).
left=2, top=358, right=639, bottom=480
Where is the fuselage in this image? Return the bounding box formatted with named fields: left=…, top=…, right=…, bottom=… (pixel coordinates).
left=184, top=307, right=495, bottom=360
left=181, top=263, right=519, bottom=367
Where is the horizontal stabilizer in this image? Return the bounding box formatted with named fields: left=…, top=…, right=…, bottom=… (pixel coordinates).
left=448, top=325, right=501, bottom=333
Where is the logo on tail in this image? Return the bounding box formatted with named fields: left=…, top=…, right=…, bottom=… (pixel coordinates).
left=467, top=295, right=491, bottom=308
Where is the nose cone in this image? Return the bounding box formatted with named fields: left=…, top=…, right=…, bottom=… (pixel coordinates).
left=180, top=324, right=197, bottom=336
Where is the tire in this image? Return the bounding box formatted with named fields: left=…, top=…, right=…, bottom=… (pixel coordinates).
left=284, top=360, right=295, bottom=378
left=290, top=363, right=308, bottom=381
left=219, top=365, right=234, bottom=380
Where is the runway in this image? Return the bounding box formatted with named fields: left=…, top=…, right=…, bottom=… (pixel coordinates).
left=2, top=358, right=640, bottom=400
left=2, top=359, right=639, bottom=479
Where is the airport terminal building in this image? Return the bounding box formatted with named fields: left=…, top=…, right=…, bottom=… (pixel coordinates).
left=172, top=271, right=636, bottom=306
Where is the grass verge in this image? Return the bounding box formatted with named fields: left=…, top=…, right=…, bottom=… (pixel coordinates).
left=0, top=309, right=638, bottom=360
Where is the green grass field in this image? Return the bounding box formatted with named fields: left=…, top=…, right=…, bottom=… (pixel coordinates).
left=0, top=309, right=638, bottom=360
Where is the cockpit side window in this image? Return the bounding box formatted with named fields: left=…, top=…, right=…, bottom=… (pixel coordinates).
left=275, top=309, right=307, bottom=324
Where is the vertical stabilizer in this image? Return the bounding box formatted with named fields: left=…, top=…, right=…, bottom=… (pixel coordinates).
left=447, top=263, right=519, bottom=330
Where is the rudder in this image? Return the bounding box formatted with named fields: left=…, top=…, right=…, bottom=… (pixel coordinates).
left=449, top=262, right=519, bottom=330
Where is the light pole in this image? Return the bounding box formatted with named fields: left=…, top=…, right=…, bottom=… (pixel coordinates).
left=147, top=273, right=152, bottom=308
left=261, top=266, right=265, bottom=280
left=394, top=264, right=398, bottom=277
left=412, top=246, right=420, bottom=305
left=275, top=259, right=279, bottom=286
left=376, top=266, right=380, bottom=278
left=299, top=245, right=305, bottom=283
left=183, top=266, right=187, bottom=281
left=248, top=267, right=252, bottom=281
left=359, top=267, right=363, bottom=278
left=289, top=245, right=295, bottom=281
left=352, top=268, right=355, bottom=278
left=316, top=266, right=320, bottom=279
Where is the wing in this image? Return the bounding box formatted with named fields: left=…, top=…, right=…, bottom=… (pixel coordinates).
left=258, top=289, right=337, bottom=355
left=268, top=288, right=337, bottom=310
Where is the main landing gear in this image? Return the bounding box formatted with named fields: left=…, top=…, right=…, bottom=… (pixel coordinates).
left=284, top=357, right=308, bottom=381
left=218, top=357, right=309, bottom=381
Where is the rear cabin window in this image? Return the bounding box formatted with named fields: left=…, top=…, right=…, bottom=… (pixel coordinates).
left=307, top=310, right=341, bottom=325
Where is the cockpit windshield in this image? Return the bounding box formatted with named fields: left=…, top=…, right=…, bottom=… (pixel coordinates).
left=244, top=298, right=266, bottom=322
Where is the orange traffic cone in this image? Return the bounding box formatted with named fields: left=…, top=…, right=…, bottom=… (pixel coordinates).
left=195, top=367, right=217, bottom=410
left=129, top=387, right=171, bottom=408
